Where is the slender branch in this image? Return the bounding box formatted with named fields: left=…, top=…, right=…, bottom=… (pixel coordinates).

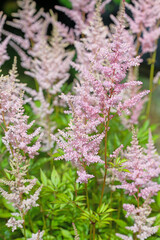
left=99, top=110, right=110, bottom=208
left=85, top=182, right=90, bottom=211
left=146, top=50, right=157, bottom=118
left=23, top=214, right=27, bottom=240
left=92, top=223, right=96, bottom=240
left=90, top=224, right=93, bottom=240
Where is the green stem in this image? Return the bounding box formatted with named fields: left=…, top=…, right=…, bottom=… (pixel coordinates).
left=23, top=214, right=27, bottom=240
left=146, top=50, right=157, bottom=118
left=99, top=111, right=110, bottom=208
left=93, top=223, right=95, bottom=240
left=40, top=203, right=47, bottom=230
left=90, top=224, right=93, bottom=240
left=85, top=183, right=90, bottom=211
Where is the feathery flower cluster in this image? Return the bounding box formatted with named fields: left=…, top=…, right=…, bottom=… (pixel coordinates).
left=25, top=16, right=74, bottom=93
left=0, top=12, right=10, bottom=67
left=25, top=87, right=56, bottom=152
left=7, top=0, right=45, bottom=42
left=56, top=3, right=149, bottom=183
left=72, top=3, right=148, bottom=123
left=23, top=14, right=74, bottom=151
left=113, top=129, right=160, bottom=239
left=0, top=153, right=42, bottom=232
left=28, top=230, right=44, bottom=240
left=55, top=0, right=111, bottom=38
left=0, top=61, right=41, bottom=158
left=55, top=117, right=104, bottom=183
left=120, top=69, right=147, bottom=128
left=3, top=0, right=50, bottom=69
left=126, top=0, right=160, bottom=54
left=0, top=61, right=42, bottom=232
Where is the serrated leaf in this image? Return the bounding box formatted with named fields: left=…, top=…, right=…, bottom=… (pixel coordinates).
left=40, top=169, right=48, bottom=186
left=61, top=228, right=72, bottom=239
left=51, top=167, right=60, bottom=187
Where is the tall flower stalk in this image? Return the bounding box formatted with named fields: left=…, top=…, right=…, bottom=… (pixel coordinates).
left=113, top=129, right=160, bottom=240
left=0, top=60, right=42, bottom=237
left=56, top=1, right=149, bottom=201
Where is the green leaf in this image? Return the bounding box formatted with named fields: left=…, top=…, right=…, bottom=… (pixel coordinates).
left=114, top=219, right=127, bottom=227
left=52, top=149, right=64, bottom=159
left=58, top=0, right=72, bottom=8
left=40, top=169, right=48, bottom=186
left=51, top=167, right=60, bottom=187
left=2, top=198, right=15, bottom=212
left=0, top=210, right=11, bottom=218
left=61, top=229, right=72, bottom=239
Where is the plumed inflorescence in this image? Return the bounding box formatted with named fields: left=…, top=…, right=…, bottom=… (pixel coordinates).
left=126, top=0, right=160, bottom=54
left=113, top=129, right=160, bottom=239
left=0, top=60, right=41, bottom=158
left=6, top=0, right=74, bottom=152
left=0, top=60, right=42, bottom=232
left=0, top=0, right=160, bottom=238
left=4, top=0, right=50, bottom=69
left=56, top=2, right=149, bottom=183
left=120, top=69, right=148, bottom=128
left=55, top=0, right=111, bottom=38
left=25, top=15, right=74, bottom=94
left=28, top=230, right=44, bottom=240
left=0, top=12, right=10, bottom=67
left=23, top=14, right=74, bottom=152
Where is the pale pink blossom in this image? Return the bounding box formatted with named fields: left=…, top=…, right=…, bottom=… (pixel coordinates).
left=126, top=0, right=160, bottom=54
left=28, top=231, right=44, bottom=240
left=0, top=12, right=10, bottom=66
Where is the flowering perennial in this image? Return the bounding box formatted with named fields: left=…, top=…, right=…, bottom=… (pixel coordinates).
left=114, top=129, right=160, bottom=239
left=126, top=0, right=160, bottom=54
left=0, top=61, right=42, bottom=232
left=0, top=12, right=10, bottom=67
left=56, top=3, right=149, bottom=183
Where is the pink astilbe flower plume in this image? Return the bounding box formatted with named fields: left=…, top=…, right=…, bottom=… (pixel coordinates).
left=7, top=0, right=46, bottom=43
left=24, top=87, right=56, bottom=152
left=55, top=116, right=104, bottom=183
left=120, top=69, right=148, bottom=128
left=3, top=0, right=50, bottom=69
left=56, top=2, right=149, bottom=183
left=0, top=59, right=41, bottom=158
left=0, top=12, right=10, bottom=67
left=23, top=14, right=74, bottom=152
left=126, top=0, right=160, bottom=54
left=0, top=60, right=42, bottom=233
left=55, top=0, right=111, bottom=38
left=28, top=230, right=44, bottom=240
left=72, top=2, right=149, bottom=122
left=25, top=15, right=74, bottom=93
left=113, top=129, right=160, bottom=239
left=0, top=152, right=42, bottom=232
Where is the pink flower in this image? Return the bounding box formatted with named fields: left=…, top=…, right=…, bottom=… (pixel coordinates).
left=0, top=12, right=10, bottom=66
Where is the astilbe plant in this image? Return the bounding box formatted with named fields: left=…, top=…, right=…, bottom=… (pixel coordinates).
left=120, top=69, right=148, bottom=128
left=112, top=129, right=160, bottom=240
left=4, top=0, right=50, bottom=69
left=0, top=0, right=160, bottom=239
left=0, top=60, right=41, bottom=158
left=55, top=0, right=111, bottom=38
left=6, top=0, right=74, bottom=153
left=125, top=0, right=160, bottom=54
left=56, top=2, right=149, bottom=186
left=23, top=14, right=74, bottom=152
left=0, top=12, right=10, bottom=67
left=125, top=0, right=160, bottom=117
left=0, top=60, right=42, bottom=236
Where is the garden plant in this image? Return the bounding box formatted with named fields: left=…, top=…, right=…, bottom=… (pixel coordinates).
left=0, top=0, right=160, bottom=239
